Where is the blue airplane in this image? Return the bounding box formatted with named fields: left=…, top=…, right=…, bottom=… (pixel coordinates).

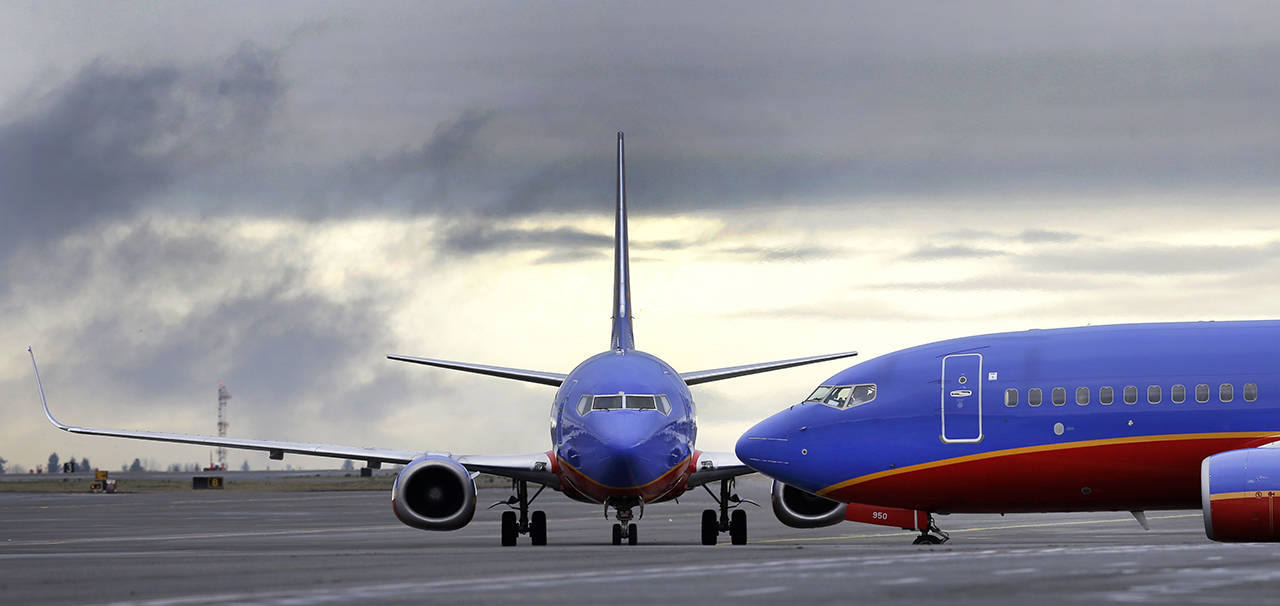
left=736, top=321, right=1280, bottom=543
left=31, top=133, right=856, bottom=546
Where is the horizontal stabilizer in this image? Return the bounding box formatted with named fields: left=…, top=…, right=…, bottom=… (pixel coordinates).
left=386, top=354, right=566, bottom=386
left=680, top=351, right=858, bottom=386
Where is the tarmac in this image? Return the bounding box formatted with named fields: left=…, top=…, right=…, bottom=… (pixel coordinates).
left=2, top=475, right=1278, bottom=605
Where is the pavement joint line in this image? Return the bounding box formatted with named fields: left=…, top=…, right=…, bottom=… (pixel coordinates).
left=754, top=513, right=1202, bottom=544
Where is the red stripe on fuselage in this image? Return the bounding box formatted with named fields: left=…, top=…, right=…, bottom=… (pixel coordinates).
left=556, top=455, right=690, bottom=504
left=825, top=435, right=1278, bottom=513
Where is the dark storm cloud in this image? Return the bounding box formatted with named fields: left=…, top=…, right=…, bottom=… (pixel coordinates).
left=439, top=222, right=611, bottom=255
left=0, top=43, right=282, bottom=254
left=11, top=223, right=430, bottom=429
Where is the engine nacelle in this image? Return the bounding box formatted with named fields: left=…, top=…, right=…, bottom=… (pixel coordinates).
left=1202, top=448, right=1280, bottom=542
left=771, top=480, right=846, bottom=528
left=392, top=456, right=477, bottom=531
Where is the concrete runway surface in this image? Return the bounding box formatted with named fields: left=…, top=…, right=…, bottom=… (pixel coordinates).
left=2, top=475, right=1278, bottom=605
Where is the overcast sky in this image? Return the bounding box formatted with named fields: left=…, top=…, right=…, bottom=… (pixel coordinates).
left=2, top=2, right=1279, bottom=472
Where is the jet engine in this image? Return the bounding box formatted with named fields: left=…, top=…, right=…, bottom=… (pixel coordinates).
left=392, top=456, right=477, bottom=531
left=1202, top=448, right=1280, bottom=542
left=771, top=480, right=846, bottom=528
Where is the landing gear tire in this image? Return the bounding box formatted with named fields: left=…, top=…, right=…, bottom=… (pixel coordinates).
left=730, top=509, right=747, bottom=545
left=612, top=523, right=623, bottom=545
left=911, top=515, right=950, bottom=545
left=530, top=510, right=547, bottom=546
left=627, top=523, right=638, bottom=546
left=501, top=511, right=518, bottom=546
left=701, top=509, right=718, bottom=545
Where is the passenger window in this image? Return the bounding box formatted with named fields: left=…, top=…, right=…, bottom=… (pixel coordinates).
left=1075, top=387, right=1089, bottom=406
left=1147, top=385, right=1161, bottom=404
left=1029, top=388, right=1042, bottom=407
left=1100, top=386, right=1114, bottom=405
left=1245, top=383, right=1258, bottom=402
left=1005, top=388, right=1019, bottom=407
left=1171, top=384, right=1186, bottom=404
left=1052, top=387, right=1066, bottom=406
left=1195, top=383, right=1210, bottom=403
left=1121, top=384, right=1141, bottom=404
left=1220, top=383, right=1234, bottom=403
left=1123, top=386, right=1138, bottom=405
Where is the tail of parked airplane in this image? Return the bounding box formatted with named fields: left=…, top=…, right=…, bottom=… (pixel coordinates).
left=611, top=132, right=636, bottom=351
left=384, top=132, right=856, bottom=385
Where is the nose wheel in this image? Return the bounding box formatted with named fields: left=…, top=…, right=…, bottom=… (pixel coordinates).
left=491, top=480, right=547, bottom=546
left=606, top=497, right=641, bottom=545
left=700, top=478, right=757, bottom=545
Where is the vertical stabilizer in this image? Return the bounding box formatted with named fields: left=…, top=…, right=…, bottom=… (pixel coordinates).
left=611, top=132, right=636, bottom=351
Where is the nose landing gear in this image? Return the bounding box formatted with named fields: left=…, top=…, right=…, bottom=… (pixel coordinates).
left=607, top=497, right=641, bottom=545
left=700, top=478, right=757, bottom=545
left=491, top=479, right=547, bottom=546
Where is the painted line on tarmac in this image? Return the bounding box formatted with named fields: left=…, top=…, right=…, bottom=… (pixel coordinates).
left=752, top=513, right=1201, bottom=544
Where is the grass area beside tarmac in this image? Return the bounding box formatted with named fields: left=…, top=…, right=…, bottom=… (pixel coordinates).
left=0, top=472, right=510, bottom=493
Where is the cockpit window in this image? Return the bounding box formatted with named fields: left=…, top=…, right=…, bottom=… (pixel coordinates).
left=592, top=395, right=625, bottom=410
left=806, top=386, right=834, bottom=402
left=811, top=384, right=876, bottom=409
left=583, top=393, right=671, bottom=414
left=627, top=395, right=657, bottom=410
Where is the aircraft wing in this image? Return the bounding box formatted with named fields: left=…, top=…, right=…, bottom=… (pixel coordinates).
left=680, top=351, right=858, bottom=386
left=29, top=348, right=559, bottom=487
left=687, top=450, right=755, bottom=487
left=387, top=354, right=566, bottom=386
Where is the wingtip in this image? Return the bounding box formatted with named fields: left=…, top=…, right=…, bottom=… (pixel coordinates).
left=28, top=346, right=69, bottom=431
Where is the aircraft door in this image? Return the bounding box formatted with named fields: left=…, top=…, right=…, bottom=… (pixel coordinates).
left=941, top=353, right=983, bottom=443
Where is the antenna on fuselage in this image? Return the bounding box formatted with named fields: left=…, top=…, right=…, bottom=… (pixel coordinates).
left=610, top=131, right=636, bottom=352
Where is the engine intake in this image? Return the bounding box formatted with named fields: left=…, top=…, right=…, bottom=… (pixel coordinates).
left=1202, top=448, right=1280, bottom=542
left=392, top=456, right=477, bottom=531
left=771, top=480, right=845, bottom=528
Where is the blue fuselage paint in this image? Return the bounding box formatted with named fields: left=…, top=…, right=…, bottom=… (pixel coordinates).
left=551, top=349, right=696, bottom=503
left=737, top=321, right=1280, bottom=510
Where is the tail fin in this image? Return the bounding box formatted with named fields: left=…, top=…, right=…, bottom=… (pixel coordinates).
left=610, top=132, right=635, bottom=351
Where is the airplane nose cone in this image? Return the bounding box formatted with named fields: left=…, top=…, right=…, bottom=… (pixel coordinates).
left=575, top=412, right=676, bottom=488
left=736, top=406, right=804, bottom=481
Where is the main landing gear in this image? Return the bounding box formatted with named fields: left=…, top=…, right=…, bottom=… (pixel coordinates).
left=911, top=515, right=950, bottom=545
left=491, top=479, right=546, bottom=546
left=700, top=478, right=757, bottom=546
left=606, top=497, right=640, bottom=545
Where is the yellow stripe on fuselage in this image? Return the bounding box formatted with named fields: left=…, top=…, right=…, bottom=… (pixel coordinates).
left=1210, top=490, right=1280, bottom=501
left=817, top=431, right=1280, bottom=497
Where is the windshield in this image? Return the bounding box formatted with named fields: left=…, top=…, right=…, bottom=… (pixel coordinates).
left=583, top=393, right=671, bottom=414
left=805, top=386, right=834, bottom=402
left=810, top=384, right=876, bottom=409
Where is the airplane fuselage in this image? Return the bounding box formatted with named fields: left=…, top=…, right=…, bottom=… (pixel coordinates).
left=551, top=349, right=697, bottom=504
left=738, top=320, right=1280, bottom=514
